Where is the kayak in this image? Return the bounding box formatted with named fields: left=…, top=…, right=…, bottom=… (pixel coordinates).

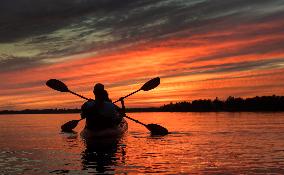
left=80, top=118, right=128, bottom=139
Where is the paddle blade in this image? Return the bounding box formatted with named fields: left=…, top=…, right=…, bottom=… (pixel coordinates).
left=46, top=79, right=69, bottom=92
left=146, top=124, right=168, bottom=136
left=141, top=77, right=160, bottom=91
left=61, top=120, right=80, bottom=132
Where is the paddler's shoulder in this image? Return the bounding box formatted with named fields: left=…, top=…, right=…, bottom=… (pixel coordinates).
left=81, top=100, right=96, bottom=109
left=103, top=101, right=117, bottom=108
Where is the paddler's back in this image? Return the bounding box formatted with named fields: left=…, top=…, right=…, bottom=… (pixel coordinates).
left=81, top=100, right=122, bottom=130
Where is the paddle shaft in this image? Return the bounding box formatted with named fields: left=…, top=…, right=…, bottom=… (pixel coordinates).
left=69, top=90, right=89, bottom=101
left=113, top=89, right=141, bottom=103
left=124, top=115, right=147, bottom=127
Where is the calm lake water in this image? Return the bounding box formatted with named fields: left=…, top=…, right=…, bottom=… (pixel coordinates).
left=0, top=112, right=284, bottom=174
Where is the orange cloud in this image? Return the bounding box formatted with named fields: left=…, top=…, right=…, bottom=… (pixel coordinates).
left=1, top=19, right=284, bottom=110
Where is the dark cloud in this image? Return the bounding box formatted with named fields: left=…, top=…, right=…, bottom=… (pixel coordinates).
left=160, top=57, right=284, bottom=79
left=1, top=0, right=284, bottom=72
left=186, top=36, right=284, bottom=64
left=0, top=55, right=41, bottom=72
left=193, top=58, right=284, bottom=73
left=0, top=0, right=137, bottom=42
left=1, top=0, right=282, bottom=42
left=0, top=0, right=135, bottom=20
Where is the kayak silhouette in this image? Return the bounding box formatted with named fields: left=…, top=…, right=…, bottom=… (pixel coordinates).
left=46, top=77, right=168, bottom=136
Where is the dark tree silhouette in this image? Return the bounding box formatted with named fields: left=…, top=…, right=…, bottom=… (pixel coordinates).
left=1, top=95, right=284, bottom=114
left=160, top=95, right=284, bottom=112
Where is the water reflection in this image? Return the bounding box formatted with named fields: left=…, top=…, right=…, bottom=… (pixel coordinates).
left=81, top=136, right=126, bottom=174
left=1, top=113, right=284, bottom=174
left=61, top=131, right=80, bottom=149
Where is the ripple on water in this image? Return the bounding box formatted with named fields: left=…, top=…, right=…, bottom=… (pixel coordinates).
left=1, top=113, right=284, bottom=174
left=0, top=150, right=42, bottom=174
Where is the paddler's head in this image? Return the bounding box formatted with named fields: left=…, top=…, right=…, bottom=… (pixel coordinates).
left=93, top=83, right=105, bottom=101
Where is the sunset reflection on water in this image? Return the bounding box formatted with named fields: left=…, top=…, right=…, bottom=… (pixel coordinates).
left=0, top=112, right=284, bottom=174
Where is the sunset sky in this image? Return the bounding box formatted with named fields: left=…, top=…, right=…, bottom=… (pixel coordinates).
left=1, top=0, right=284, bottom=110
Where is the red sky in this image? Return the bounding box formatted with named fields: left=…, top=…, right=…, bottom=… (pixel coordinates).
left=1, top=1, right=284, bottom=110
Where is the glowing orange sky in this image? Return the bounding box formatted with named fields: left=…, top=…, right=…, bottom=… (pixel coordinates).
left=1, top=1, right=284, bottom=110
left=1, top=23, right=284, bottom=110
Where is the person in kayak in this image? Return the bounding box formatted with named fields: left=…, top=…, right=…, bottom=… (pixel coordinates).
left=80, top=83, right=125, bottom=130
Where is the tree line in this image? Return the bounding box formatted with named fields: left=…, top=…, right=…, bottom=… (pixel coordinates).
left=1, top=95, right=284, bottom=114
left=160, top=95, right=284, bottom=112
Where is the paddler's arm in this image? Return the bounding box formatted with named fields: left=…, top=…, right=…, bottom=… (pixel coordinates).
left=110, top=99, right=125, bottom=125
left=80, top=99, right=94, bottom=119
left=119, top=98, right=126, bottom=113
left=80, top=103, right=86, bottom=119
left=80, top=108, right=87, bottom=119
left=80, top=112, right=86, bottom=119
left=114, top=98, right=126, bottom=117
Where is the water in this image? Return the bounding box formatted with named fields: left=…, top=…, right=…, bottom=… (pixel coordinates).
left=0, top=112, right=284, bottom=174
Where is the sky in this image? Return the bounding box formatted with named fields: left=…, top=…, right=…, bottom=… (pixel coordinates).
left=1, top=0, right=284, bottom=110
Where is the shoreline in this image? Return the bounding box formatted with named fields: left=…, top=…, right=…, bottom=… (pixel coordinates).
left=2, top=95, right=283, bottom=114
left=1, top=109, right=284, bottom=115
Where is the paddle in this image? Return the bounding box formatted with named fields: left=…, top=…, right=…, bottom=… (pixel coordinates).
left=121, top=114, right=169, bottom=135
left=61, top=118, right=83, bottom=132
left=113, top=77, right=160, bottom=103
left=46, top=79, right=89, bottom=100
left=46, top=77, right=168, bottom=135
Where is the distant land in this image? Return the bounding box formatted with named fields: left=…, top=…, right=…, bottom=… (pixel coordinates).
left=1, top=95, right=284, bottom=114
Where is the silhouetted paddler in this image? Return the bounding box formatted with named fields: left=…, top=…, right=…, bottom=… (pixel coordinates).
left=81, top=83, right=125, bottom=131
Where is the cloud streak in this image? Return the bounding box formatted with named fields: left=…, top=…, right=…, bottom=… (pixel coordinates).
left=1, top=0, right=284, bottom=109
